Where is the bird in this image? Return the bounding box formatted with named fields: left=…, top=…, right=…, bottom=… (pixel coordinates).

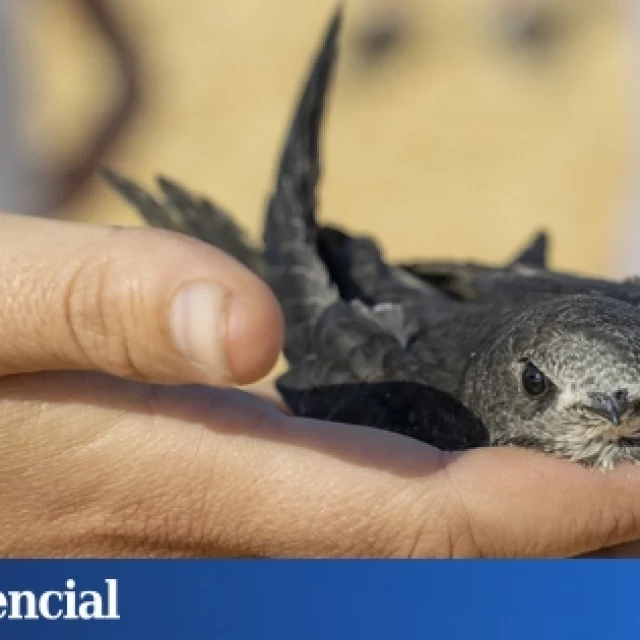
left=101, top=8, right=640, bottom=469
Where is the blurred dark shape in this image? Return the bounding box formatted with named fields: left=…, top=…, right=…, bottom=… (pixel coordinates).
left=351, top=1, right=412, bottom=67
left=498, top=2, right=568, bottom=53
left=46, top=0, right=142, bottom=213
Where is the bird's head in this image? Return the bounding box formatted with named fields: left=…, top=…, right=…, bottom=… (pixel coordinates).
left=461, top=295, right=640, bottom=468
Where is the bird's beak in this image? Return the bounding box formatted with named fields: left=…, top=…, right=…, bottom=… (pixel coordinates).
left=584, top=391, right=629, bottom=426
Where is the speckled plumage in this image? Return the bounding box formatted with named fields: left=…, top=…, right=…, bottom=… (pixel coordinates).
left=103, top=9, right=640, bottom=469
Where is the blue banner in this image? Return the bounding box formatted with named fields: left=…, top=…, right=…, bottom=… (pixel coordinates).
left=0, top=561, right=638, bottom=639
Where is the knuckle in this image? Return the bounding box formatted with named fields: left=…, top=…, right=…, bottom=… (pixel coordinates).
left=61, top=231, right=155, bottom=379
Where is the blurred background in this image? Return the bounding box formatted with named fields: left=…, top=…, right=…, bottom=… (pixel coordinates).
left=1, top=0, right=637, bottom=276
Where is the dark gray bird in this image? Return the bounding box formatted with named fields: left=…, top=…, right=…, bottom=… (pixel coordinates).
left=102, top=8, right=640, bottom=469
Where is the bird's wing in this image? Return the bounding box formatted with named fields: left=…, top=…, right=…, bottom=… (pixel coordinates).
left=408, top=263, right=640, bottom=307
left=398, top=231, right=549, bottom=302
left=100, top=167, right=265, bottom=275
left=263, top=9, right=451, bottom=385
left=263, top=10, right=489, bottom=448
left=399, top=227, right=640, bottom=308
left=100, top=166, right=184, bottom=232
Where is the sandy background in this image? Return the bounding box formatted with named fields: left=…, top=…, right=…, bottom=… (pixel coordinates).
left=14, top=0, right=634, bottom=275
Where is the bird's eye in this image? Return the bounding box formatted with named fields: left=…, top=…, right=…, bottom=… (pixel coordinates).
left=522, top=361, right=547, bottom=396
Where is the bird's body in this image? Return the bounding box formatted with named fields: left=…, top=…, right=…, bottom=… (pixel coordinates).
left=103, top=9, right=640, bottom=469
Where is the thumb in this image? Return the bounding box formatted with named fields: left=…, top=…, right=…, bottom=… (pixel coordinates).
left=0, top=213, right=283, bottom=385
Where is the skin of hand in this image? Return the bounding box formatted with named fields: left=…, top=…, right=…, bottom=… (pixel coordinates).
left=3, top=213, right=640, bottom=558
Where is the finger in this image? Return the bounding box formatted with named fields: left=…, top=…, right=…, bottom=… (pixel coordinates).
left=0, top=213, right=283, bottom=385
left=118, top=412, right=640, bottom=557
left=9, top=371, right=640, bottom=558
left=439, top=447, right=640, bottom=557
left=178, top=429, right=640, bottom=558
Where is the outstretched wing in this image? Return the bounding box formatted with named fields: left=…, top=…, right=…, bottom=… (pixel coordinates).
left=263, top=9, right=466, bottom=398
left=100, top=167, right=264, bottom=274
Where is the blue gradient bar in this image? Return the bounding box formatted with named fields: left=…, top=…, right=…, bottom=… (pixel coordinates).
left=0, top=561, right=638, bottom=639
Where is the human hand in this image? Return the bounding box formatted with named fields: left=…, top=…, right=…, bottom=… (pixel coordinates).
left=2, top=212, right=640, bottom=558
